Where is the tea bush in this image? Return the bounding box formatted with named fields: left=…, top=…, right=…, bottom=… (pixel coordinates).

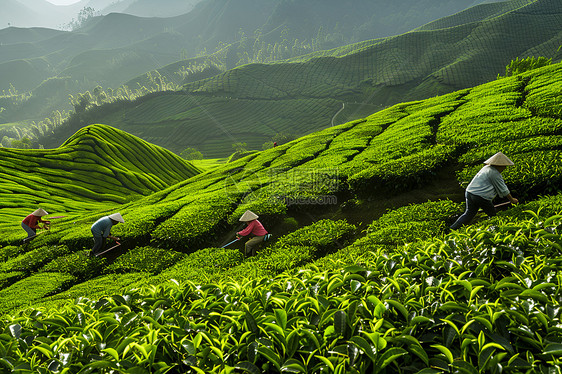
left=39, top=252, right=106, bottom=281
left=156, top=247, right=244, bottom=284
left=368, top=199, right=460, bottom=232
left=105, top=246, right=185, bottom=274
left=366, top=220, right=447, bottom=245
left=0, top=272, right=75, bottom=315
left=0, top=271, right=24, bottom=289
left=271, top=219, right=356, bottom=255
left=37, top=272, right=151, bottom=308
left=151, top=194, right=235, bottom=250
left=0, top=245, right=23, bottom=262
left=0, top=245, right=70, bottom=273
left=348, top=145, right=457, bottom=194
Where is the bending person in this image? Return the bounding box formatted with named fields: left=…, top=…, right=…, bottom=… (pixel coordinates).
left=236, top=210, right=268, bottom=257
left=21, top=208, right=50, bottom=240
left=90, top=212, right=124, bottom=256
left=450, top=152, right=518, bottom=230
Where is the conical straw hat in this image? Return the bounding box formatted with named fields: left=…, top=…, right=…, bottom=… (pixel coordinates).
left=239, top=210, right=259, bottom=222
left=109, top=212, right=125, bottom=223
left=32, top=208, right=49, bottom=216
left=483, top=152, right=514, bottom=166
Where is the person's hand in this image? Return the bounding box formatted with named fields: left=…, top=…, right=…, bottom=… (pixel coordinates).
left=511, top=198, right=519, bottom=205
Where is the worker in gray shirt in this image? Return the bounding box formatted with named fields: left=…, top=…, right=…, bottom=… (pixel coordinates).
left=90, top=212, right=124, bottom=255
left=450, top=152, right=518, bottom=230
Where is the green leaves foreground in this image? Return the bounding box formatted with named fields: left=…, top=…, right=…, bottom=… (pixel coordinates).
left=2, top=213, right=562, bottom=373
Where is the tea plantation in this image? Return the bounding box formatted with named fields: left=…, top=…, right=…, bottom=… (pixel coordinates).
left=0, top=62, right=561, bottom=372
left=45, top=0, right=562, bottom=157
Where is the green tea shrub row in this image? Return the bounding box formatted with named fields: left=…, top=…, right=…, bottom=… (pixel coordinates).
left=35, top=273, right=151, bottom=311
left=155, top=248, right=245, bottom=284
left=270, top=219, right=356, bottom=255
left=105, top=246, right=185, bottom=275
left=0, top=245, right=70, bottom=273
left=368, top=200, right=460, bottom=232
left=39, top=252, right=105, bottom=281
left=151, top=194, right=235, bottom=251
left=458, top=135, right=562, bottom=165
left=522, top=63, right=562, bottom=117
left=348, top=145, right=457, bottom=194
left=0, top=272, right=24, bottom=290
left=0, top=273, right=75, bottom=315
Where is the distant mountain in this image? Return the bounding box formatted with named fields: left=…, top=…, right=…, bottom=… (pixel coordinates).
left=42, top=0, right=561, bottom=157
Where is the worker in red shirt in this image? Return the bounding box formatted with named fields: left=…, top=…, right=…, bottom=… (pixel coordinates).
left=22, top=208, right=51, bottom=240
left=236, top=210, right=268, bottom=256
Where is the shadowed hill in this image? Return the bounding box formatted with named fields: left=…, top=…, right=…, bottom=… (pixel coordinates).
left=416, top=0, right=535, bottom=30
left=0, top=124, right=200, bottom=222
left=0, top=0, right=503, bottom=133
left=50, top=0, right=562, bottom=157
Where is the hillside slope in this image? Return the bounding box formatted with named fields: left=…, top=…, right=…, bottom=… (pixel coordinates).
left=0, top=60, right=561, bottom=373
left=0, top=61, right=561, bottom=373
left=0, top=124, right=199, bottom=224
left=50, top=0, right=562, bottom=157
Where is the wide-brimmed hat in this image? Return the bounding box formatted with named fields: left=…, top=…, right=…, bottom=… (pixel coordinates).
left=239, top=210, right=259, bottom=222
left=484, top=152, right=514, bottom=166
left=108, top=212, right=125, bottom=223
left=32, top=208, right=49, bottom=216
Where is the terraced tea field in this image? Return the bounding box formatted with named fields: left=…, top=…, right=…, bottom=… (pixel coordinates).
left=0, top=61, right=562, bottom=372
left=0, top=124, right=200, bottom=227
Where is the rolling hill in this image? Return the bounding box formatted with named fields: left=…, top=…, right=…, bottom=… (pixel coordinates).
left=43, top=0, right=562, bottom=157
left=0, top=59, right=561, bottom=372
left=0, top=124, right=200, bottom=224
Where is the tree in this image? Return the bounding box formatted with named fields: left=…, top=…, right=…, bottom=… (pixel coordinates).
left=272, top=132, right=296, bottom=145
left=11, top=137, right=32, bottom=149
left=180, top=147, right=203, bottom=160
left=500, top=56, right=552, bottom=78
left=232, top=142, right=247, bottom=153
left=66, top=7, right=98, bottom=31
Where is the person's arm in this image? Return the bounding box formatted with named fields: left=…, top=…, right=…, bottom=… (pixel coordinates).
left=29, top=216, right=42, bottom=229
left=237, top=221, right=255, bottom=237
left=102, top=222, right=112, bottom=238
left=506, top=193, right=519, bottom=204
left=489, top=170, right=510, bottom=199
left=490, top=170, right=518, bottom=204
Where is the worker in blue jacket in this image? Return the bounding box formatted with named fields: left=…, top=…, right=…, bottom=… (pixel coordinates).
left=90, top=212, right=124, bottom=255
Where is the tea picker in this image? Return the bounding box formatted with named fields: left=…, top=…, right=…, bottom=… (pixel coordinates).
left=235, top=210, right=270, bottom=256
left=450, top=152, right=519, bottom=230
left=21, top=208, right=53, bottom=244
left=90, top=212, right=124, bottom=256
